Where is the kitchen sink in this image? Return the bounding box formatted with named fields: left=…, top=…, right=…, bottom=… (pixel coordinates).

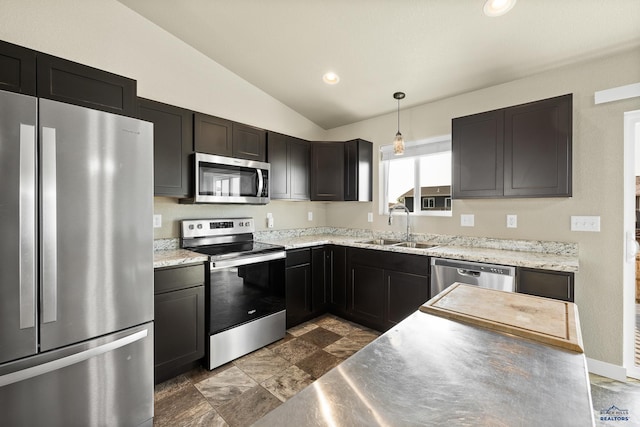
left=359, top=239, right=403, bottom=246
left=358, top=239, right=439, bottom=249
left=393, top=241, right=440, bottom=249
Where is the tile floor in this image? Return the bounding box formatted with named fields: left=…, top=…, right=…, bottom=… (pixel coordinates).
left=154, top=314, right=640, bottom=427
left=153, top=314, right=380, bottom=427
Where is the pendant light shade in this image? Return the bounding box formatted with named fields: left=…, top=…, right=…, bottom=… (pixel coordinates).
left=393, top=92, right=405, bottom=155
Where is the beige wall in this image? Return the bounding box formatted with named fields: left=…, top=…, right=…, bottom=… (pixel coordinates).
left=2, top=0, right=639, bottom=368
left=326, top=50, right=640, bottom=365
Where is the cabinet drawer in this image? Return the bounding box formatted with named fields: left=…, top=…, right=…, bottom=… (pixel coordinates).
left=517, top=268, right=573, bottom=302
left=286, top=248, right=311, bottom=267
left=154, top=263, right=205, bottom=294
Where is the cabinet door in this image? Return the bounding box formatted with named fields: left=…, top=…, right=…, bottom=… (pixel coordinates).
left=138, top=98, right=193, bottom=197
left=289, top=137, right=310, bottom=200
left=36, top=53, right=137, bottom=117
left=232, top=122, right=266, bottom=161
left=384, top=271, right=429, bottom=328
left=0, top=40, right=36, bottom=95
left=311, top=247, right=328, bottom=314
left=285, top=264, right=312, bottom=328
left=267, top=132, right=289, bottom=199
left=328, top=246, right=347, bottom=313
left=349, top=264, right=385, bottom=329
left=517, top=268, right=574, bottom=302
left=504, top=94, right=572, bottom=197
left=452, top=110, right=504, bottom=198
left=193, top=112, right=233, bottom=156
left=311, top=141, right=344, bottom=201
left=344, top=139, right=373, bottom=202
left=154, top=285, right=205, bottom=383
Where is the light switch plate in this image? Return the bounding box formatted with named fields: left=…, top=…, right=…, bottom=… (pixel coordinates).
left=460, top=214, right=475, bottom=227
left=506, top=214, right=517, bottom=228
left=153, top=214, right=162, bottom=228
left=571, top=216, right=600, bottom=232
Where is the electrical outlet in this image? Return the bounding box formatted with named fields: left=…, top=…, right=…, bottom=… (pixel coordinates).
left=571, top=216, right=600, bottom=232
left=460, top=214, right=475, bottom=227
left=308, top=211, right=313, bottom=221
left=367, top=212, right=373, bottom=222
left=506, top=214, right=517, bottom=228
left=266, top=212, right=274, bottom=228
left=153, top=214, right=162, bottom=228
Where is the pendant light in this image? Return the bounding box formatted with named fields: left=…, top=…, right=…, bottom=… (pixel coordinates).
left=393, top=92, right=405, bottom=155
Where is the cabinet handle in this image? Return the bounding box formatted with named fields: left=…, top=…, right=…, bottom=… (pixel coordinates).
left=19, top=124, right=36, bottom=329
left=41, top=126, right=58, bottom=323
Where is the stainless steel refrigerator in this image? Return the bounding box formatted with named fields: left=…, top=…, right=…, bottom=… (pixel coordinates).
left=0, top=90, right=154, bottom=426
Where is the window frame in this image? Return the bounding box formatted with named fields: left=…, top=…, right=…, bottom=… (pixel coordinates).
left=379, top=134, right=453, bottom=217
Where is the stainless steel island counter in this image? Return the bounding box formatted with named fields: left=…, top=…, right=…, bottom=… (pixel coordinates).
left=253, top=310, right=594, bottom=427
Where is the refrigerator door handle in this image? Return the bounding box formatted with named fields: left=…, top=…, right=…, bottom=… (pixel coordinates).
left=19, top=124, right=36, bottom=330
left=0, top=328, right=149, bottom=388
left=41, top=126, right=58, bottom=324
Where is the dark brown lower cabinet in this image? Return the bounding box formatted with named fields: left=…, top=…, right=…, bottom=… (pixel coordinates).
left=385, top=270, right=429, bottom=328
left=347, top=248, right=429, bottom=332
left=517, top=267, right=574, bottom=302
left=285, top=248, right=312, bottom=328
left=349, top=264, right=385, bottom=329
left=285, top=245, right=346, bottom=328
left=154, top=263, right=205, bottom=384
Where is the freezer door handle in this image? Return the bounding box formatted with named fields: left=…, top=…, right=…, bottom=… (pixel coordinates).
left=19, top=124, right=36, bottom=330
left=0, top=328, right=149, bottom=388
left=41, top=126, right=57, bottom=324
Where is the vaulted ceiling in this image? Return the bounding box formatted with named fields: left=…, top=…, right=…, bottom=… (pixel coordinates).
left=118, top=0, right=640, bottom=129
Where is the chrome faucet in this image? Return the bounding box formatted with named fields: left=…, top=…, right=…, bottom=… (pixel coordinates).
left=388, top=203, right=410, bottom=241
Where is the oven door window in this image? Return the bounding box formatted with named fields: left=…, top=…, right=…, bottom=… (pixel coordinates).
left=208, top=259, right=285, bottom=335
left=198, top=163, right=258, bottom=198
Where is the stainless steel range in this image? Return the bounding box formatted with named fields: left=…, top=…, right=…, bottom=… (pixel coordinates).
left=181, top=218, right=286, bottom=370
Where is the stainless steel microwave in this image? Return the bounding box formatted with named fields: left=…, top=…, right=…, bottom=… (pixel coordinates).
left=181, top=153, right=270, bottom=204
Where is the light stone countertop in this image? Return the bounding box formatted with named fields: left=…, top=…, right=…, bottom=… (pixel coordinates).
left=153, top=249, right=207, bottom=269
left=257, top=234, right=579, bottom=272
left=153, top=229, right=579, bottom=272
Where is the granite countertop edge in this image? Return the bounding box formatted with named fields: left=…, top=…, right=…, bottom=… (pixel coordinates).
left=152, top=233, right=579, bottom=272
left=257, top=234, right=579, bottom=272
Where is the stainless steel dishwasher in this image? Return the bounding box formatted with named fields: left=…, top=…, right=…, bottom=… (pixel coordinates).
left=430, top=257, right=516, bottom=297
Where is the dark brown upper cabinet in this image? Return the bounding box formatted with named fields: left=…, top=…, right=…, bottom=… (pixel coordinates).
left=311, top=141, right=345, bottom=201
left=193, top=113, right=233, bottom=156
left=194, top=112, right=266, bottom=162
left=268, top=132, right=310, bottom=200
left=36, top=53, right=137, bottom=117
left=0, top=40, right=36, bottom=96
left=344, top=139, right=373, bottom=202
left=138, top=98, right=193, bottom=198
left=310, top=139, right=373, bottom=202
left=452, top=94, right=572, bottom=199
left=452, top=110, right=504, bottom=198
left=232, top=122, right=267, bottom=161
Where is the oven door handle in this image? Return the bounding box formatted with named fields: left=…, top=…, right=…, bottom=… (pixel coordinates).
left=211, top=251, right=285, bottom=269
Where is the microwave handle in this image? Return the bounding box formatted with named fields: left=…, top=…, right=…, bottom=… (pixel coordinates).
left=256, top=169, right=264, bottom=197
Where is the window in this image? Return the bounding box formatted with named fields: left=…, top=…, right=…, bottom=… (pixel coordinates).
left=380, top=135, right=452, bottom=216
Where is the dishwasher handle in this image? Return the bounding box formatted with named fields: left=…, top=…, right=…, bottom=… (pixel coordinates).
left=457, top=269, right=480, bottom=278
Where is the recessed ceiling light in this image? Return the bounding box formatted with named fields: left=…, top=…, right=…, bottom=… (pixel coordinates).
left=483, top=0, right=516, bottom=17
left=322, top=72, right=340, bottom=85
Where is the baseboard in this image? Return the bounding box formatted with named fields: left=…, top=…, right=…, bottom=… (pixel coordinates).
left=586, top=357, right=628, bottom=381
